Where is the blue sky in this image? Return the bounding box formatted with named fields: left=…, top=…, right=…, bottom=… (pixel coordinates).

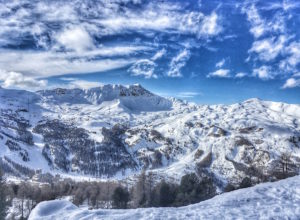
left=0, top=0, right=299, bottom=104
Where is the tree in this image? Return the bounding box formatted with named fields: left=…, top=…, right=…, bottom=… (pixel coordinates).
left=273, top=152, right=297, bottom=179
left=112, top=186, right=129, bottom=209
left=0, top=169, right=8, bottom=220
left=157, top=181, right=176, bottom=207
left=175, top=173, right=216, bottom=206
left=132, top=171, right=147, bottom=207
left=280, top=152, right=291, bottom=174
left=239, top=177, right=252, bottom=189
left=17, top=182, right=28, bottom=220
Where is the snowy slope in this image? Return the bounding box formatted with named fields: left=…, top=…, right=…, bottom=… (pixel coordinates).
left=0, top=84, right=300, bottom=185
left=29, top=175, right=300, bottom=220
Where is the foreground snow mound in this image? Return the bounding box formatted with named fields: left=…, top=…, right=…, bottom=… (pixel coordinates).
left=29, top=176, right=300, bottom=220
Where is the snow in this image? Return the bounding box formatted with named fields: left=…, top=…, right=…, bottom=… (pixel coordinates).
left=29, top=175, right=300, bottom=220
left=0, top=84, right=300, bottom=183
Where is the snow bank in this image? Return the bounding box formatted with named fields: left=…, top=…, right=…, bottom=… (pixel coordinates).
left=29, top=176, right=300, bottom=220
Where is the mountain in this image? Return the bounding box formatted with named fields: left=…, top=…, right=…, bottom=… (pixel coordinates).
left=36, top=84, right=172, bottom=111
left=28, top=175, right=300, bottom=219
left=0, top=84, right=300, bottom=187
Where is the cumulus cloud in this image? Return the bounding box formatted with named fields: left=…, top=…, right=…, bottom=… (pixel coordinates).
left=129, top=59, right=158, bottom=79
left=252, top=66, right=273, bottom=80
left=0, top=70, right=47, bottom=89
left=282, top=78, right=300, bottom=89
left=207, top=69, right=230, bottom=78
left=55, top=26, right=95, bottom=52
left=167, top=49, right=191, bottom=77
left=249, top=35, right=287, bottom=62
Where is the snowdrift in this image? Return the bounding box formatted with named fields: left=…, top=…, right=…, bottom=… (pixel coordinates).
left=29, top=175, right=300, bottom=220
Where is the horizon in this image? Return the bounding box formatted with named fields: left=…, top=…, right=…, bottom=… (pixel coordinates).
left=0, top=0, right=300, bottom=104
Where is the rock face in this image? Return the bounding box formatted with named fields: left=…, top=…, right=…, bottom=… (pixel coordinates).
left=0, top=85, right=300, bottom=187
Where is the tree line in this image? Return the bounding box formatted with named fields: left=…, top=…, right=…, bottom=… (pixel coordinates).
left=0, top=150, right=298, bottom=219
left=0, top=169, right=218, bottom=219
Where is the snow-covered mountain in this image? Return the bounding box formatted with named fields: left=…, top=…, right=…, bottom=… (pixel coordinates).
left=0, top=84, right=300, bottom=186
left=37, top=84, right=172, bottom=111
left=28, top=175, right=300, bottom=220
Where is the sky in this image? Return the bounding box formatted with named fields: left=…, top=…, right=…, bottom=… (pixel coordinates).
left=0, top=0, right=299, bottom=104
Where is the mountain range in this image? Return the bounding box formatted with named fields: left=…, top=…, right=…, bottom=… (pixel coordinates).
left=0, top=84, right=300, bottom=187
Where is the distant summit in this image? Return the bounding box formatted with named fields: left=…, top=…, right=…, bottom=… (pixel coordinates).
left=37, top=84, right=172, bottom=111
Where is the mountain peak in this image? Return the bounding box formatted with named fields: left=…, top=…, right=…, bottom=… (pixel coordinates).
left=37, top=83, right=172, bottom=111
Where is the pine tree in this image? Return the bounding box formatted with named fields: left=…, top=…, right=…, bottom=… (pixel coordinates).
left=112, top=186, right=129, bottom=209
left=0, top=169, right=7, bottom=220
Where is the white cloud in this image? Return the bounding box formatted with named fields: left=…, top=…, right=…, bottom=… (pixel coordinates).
left=152, top=48, right=166, bottom=61
left=260, top=1, right=300, bottom=12
left=68, top=80, right=101, bottom=89
left=282, top=78, right=300, bottom=89
left=249, top=36, right=287, bottom=62
left=59, top=77, right=78, bottom=81
left=64, top=45, right=151, bottom=58
left=293, top=72, right=300, bottom=77
left=0, top=0, right=223, bottom=44
left=280, top=41, right=300, bottom=71
left=0, top=70, right=47, bottom=90
left=242, top=4, right=267, bottom=38
left=57, top=78, right=102, bottom=89
left=207, top=69, right=230, bottom=78
left=235, top=72, right=247, bottom=78
left=252, top=66, right=273, bottom=80
left=90, top=2, right=222, bottom=39
left=129, top=59, right=158, bottom=79
left=0, top=0, right=223, bottom=82
left=0, top=50, right=136, bottom=77
left=244, top=3, right=299, bottom=76
left=167, top=49, right=191, bottom=77
left=199, top=11, right=222, bottom=37
left=176, top=92, right=202, bottom=98
left=215, top=59, right=225, bottom=68
left=55, top=26, right=95, bottom=52
left=242, top=4, right=285, bottom=38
